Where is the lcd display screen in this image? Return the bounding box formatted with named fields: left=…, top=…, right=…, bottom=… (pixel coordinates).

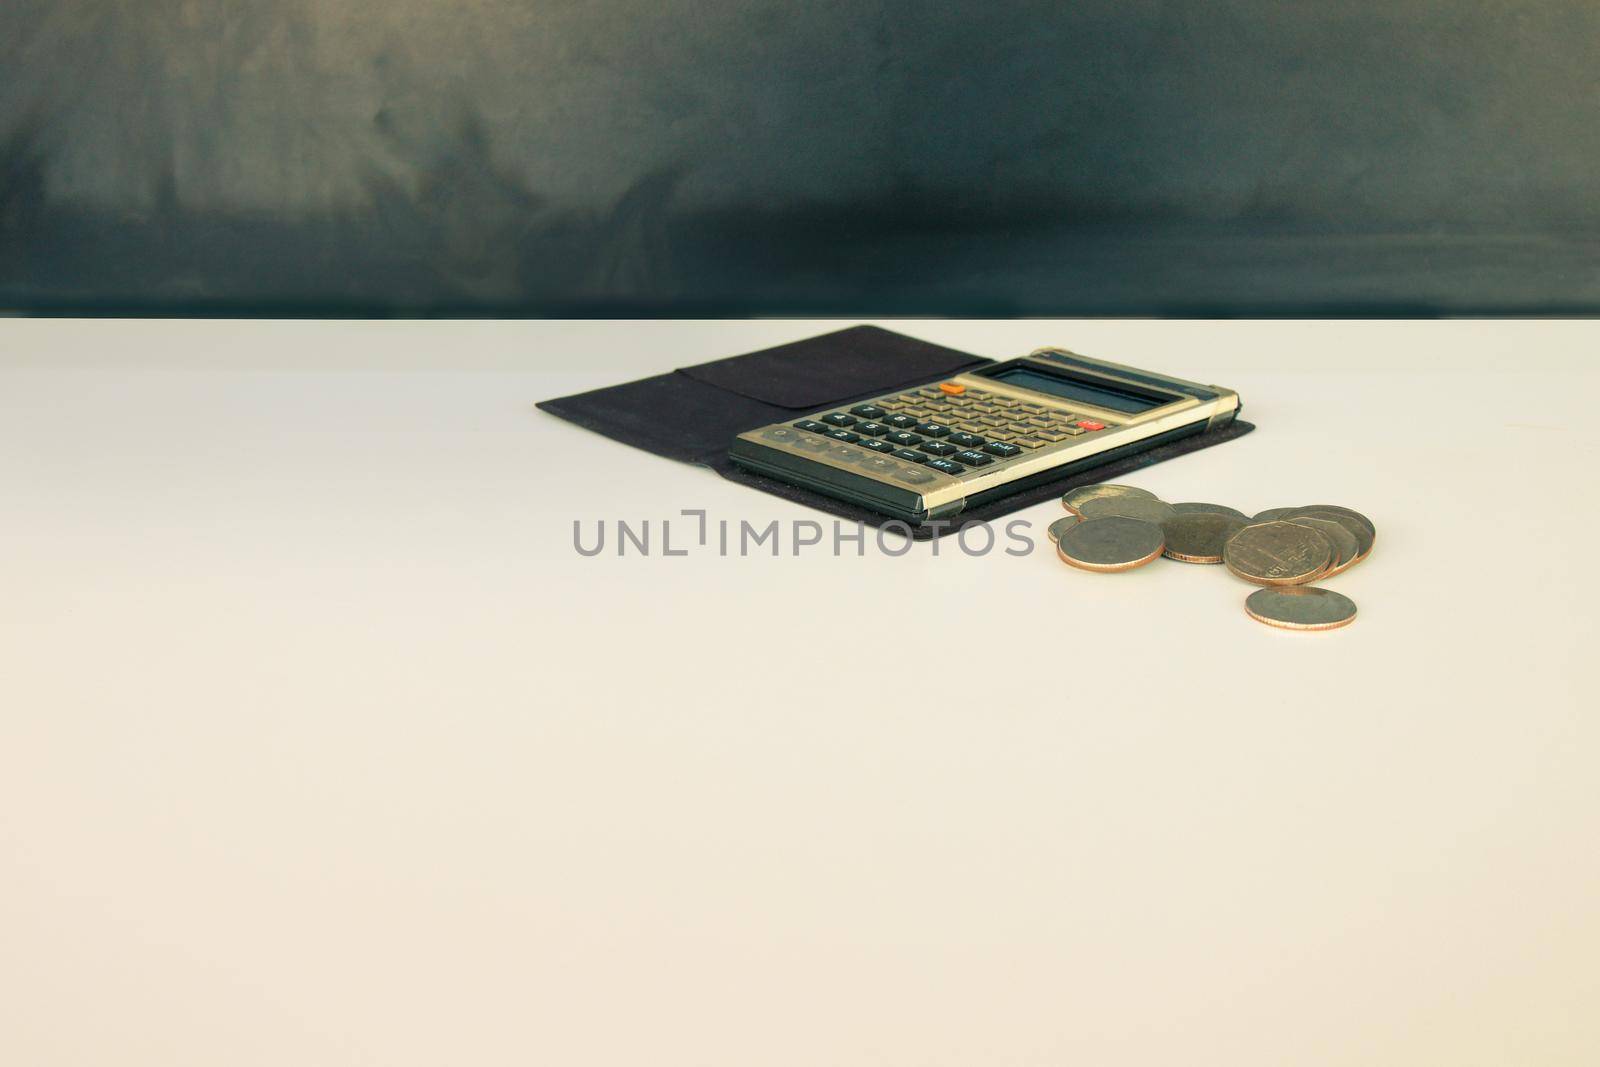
left=982, top=365, right=1175, bottom=413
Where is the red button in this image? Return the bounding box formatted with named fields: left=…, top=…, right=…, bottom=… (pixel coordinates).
left=1076, top=420, right=1106, bottom=431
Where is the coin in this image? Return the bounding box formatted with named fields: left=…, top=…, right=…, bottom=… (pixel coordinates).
left=1061, top=483, right=1158, bottom=515
left=1077, top=495, right=1178, bottom=526
left=1284, top=517, right=1358, bottom=576
left=1252, top=506, right=1302, bottom=522
left=1057, top=516, right=1166, bottom=572
left=1287, top=509, right=1374, bottom=565
left=1046, top=515, right=1080, bottom=544
left=1244, top=586, right=1358, bottom=631
left=1171, top=502, right=1249, bottom=520
left=1160, top=513, right=1249, bottom=564
left=1222, top=521, right=1332, bottom=585
left=1298, top=505, right=1376, bottom=559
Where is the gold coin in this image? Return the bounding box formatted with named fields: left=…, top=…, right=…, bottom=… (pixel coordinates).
left=1244, top=586, right=1358, bottom=631
left=1171, top=502, right=1248, bottom=520
left=1056, top=516, right=1166, bottom=572
left=1222, top=521, right=1332, bottom=586
left=1297, top=505, right=1376, bottom=560
left=1061, top=483, right=1157, bottom=515
left=1284, top=517, right=1358, bottom=576
left=1160, top=512, right=1249, bottom=564
left=1046, top=515, right=1080, bottom=544
left=1077, top=495, right=1178, bottom=525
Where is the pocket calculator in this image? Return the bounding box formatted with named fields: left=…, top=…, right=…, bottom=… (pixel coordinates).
left=728, top=347, right=1241, bottom=524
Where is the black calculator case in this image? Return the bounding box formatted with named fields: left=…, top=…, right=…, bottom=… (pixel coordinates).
left=537, top=325, right=1255, bottom=539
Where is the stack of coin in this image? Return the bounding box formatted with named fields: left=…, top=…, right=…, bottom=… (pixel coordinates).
left=1056, top=486, right=1375, bottom=631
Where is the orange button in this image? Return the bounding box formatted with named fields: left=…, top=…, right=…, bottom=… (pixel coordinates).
left=1075, top=419, right=1106, bottom=431
left=939, top=382, right=966, bottom=395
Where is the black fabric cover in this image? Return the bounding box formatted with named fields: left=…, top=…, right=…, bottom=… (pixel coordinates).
left=538, top=325, right=1255, bottom=538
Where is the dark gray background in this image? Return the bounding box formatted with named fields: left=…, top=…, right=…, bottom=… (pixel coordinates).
left=3, top=1, right=1597, bottom=314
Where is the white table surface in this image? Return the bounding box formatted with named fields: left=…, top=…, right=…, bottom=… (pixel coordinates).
left=3, top=319, right=1598, bottom=1066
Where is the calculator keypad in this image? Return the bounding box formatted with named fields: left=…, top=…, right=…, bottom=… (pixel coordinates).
left=769, top=382, right=1109, bottom=490
left=873, top=385, right=1106, bottom=452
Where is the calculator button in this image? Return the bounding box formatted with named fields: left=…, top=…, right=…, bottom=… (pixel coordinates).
left=953, top=449, right=993, bottom=466
left=855, top=421, right=890, bottom=437
left=989, top=397, right=1018, bottom=408
left=891, top=448, right=929, bottom=463
left=762, top=426, right=801, bottom=443
left=1036, top=431, right=1071, bottom=442
left=977, top=417, right=1009, bottom=428
left=831, top=447, right=865, bottom=464
left=885, top=414, right=919, bottom=429
left=919, top=441, right=958, bottom=456
left=822, top=412, right=857, bottom=427
left=938, top=382, right=966, bottom=395
left=849, top=404, right=886, bottom=419
left=825, top=429, right=860, bottom=442
left=1015, top=437, right=1048, bottom=448
left=795, top=434, right=830, bottom=452
left=894, top=466, right=937, bottom=484
left=981, top=441, right=1022, bottom=457
left=885, top=431, right=923, bottom=447
left=1056, top=425, right=1086, bottom=437
left=861, top=456, right=898, bottom=475
left=913, top=422, right=953, bottom=437
left=948, top=431, right=985, bottom=448
left=1076, top=420, right=1107, bottom=431
left=794, top=420, right=828, bottom=432
left=925, top=458, right=965, bottom=475
left=858, top=438, right=895, bottom=453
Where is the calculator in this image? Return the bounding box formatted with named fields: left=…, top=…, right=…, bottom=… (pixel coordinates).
left=728, top=347, right=1241, bottom=524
